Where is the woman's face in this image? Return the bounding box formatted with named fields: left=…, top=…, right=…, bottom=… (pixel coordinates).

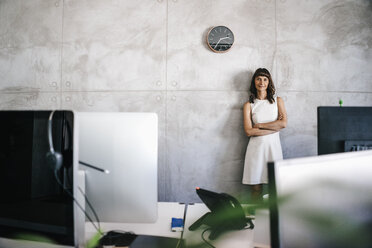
left=254, top=75, right=269, bottom=92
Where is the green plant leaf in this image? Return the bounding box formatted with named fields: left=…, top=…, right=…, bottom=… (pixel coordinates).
left=86, top=230, right=103, bottom=248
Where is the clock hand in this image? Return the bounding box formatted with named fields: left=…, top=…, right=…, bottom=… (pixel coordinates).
left=214, top=38, right=223, bottom=49
left=213, top=37, right=231, bottom=49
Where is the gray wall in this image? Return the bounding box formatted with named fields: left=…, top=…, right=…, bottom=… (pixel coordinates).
left=1, top=0, right=371, bottom=203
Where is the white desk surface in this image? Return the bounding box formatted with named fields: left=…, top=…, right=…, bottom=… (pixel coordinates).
left=253, top=208, right=271, bottom=248
left=85, top=202, right=185, bottom=240
left=183, top=203, right=255, bottom=248
left=85, top=202, right=271, bottom=248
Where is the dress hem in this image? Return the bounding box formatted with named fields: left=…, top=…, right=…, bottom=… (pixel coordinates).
left=242, top=180, right=268, bottom=185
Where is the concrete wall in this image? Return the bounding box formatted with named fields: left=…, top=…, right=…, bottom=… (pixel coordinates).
left=1, top=0, right=371, bottom=203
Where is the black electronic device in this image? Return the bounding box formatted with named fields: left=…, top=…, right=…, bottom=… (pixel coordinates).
left=317, top=107, right=372, bottom=155
left=98, top=231, right=137, bottom=247
left=0, top=110, right=83, bottom=247
left=189, top=187, right=253, bottom=240
left=97, top=232, right=183, bottom=248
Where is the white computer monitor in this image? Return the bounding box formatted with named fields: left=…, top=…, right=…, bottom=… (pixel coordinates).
left=0, top=110, right=84, bottom=248
left=78, top=112, right=158, bottom=224
left=269, top=150, right=372, bottom=248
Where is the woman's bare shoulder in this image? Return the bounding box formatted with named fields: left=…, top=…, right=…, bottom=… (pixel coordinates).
left=276, top=96, right=284, bottom=103
left=244, top=101, right=251, bottom=109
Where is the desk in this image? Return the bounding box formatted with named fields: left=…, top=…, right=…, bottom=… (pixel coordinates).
left=253, top=208, right=271, bottom=248
left=183, top=203, right=254, bottom=248
left=85, top=202, right=271, bottom=248
left=85, top=202, right=185, bottom=241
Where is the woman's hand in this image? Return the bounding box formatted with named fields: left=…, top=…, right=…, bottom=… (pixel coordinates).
left=251, top=98, right=287, bottom=132
left=244, top=102, right=277, bottom=137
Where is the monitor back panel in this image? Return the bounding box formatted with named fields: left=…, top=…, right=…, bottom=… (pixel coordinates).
left=269, top=151, right=372, bottom=248
left=78, top=112, right=158, bottom=223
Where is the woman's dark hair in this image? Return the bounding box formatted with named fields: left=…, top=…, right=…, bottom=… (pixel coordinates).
left=249, top=68, right=276, bottom=104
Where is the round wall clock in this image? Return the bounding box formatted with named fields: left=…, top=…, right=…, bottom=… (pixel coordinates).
left=206, top=26, right=235, bottom=53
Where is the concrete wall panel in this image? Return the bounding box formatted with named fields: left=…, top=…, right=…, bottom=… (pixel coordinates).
left=166, top=91, right=249, bottom=202
left=276, top=0, right=372, bottom=92
left=0, top=92, right=60, bottom=109
left=0, top=0, right=62, bottom=92
left=167, top=0, right=275, bottom=90
left=62, top=0, right=166, bottom=91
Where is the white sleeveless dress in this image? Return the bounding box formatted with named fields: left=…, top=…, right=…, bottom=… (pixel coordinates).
left=242, top=97, right=283, bottom=185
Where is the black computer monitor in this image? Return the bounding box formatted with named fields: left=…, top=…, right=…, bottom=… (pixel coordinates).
left=268, top=151, right=372, bottom=248
left=317, top=107, right=372, bottom=155
left=0, top=111, right=84, bottom=247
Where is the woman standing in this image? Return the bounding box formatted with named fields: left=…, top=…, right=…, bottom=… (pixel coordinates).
left=242, top=68, right=287, bottom=201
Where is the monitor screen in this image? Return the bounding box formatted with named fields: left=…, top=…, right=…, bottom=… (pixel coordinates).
left=268, top=151, right=372, bottom=248
left=317, top=107, right=372, bottom=155
left=78, top=112, right=158, bottom=223
left=0, top=110, right=83, bottom=247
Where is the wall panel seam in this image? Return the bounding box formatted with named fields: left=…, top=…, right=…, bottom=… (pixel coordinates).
left=275, top=0, right=278, bottom=86
left=60, top=0, right=65, bottom=109
left=164, top=0, right=170, bottom=201
left=1, top=90, right=372, bottom=94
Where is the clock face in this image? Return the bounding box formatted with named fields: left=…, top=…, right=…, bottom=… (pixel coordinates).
left=207, top=26, right=234, bottom=53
